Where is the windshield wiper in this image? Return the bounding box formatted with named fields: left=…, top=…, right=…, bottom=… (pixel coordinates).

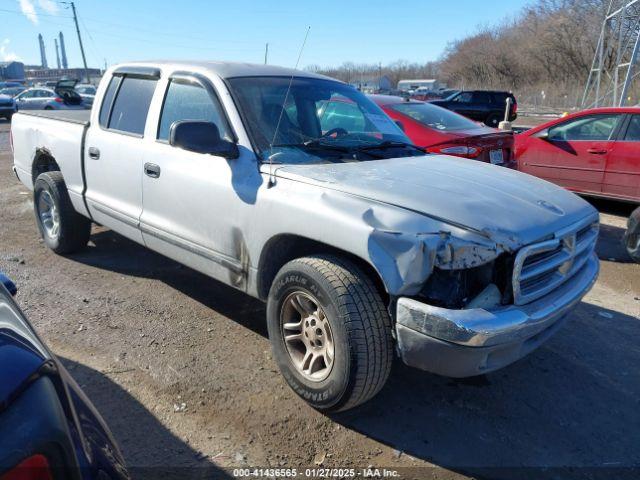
left=352, top=141, right=426, bottom=153
left=271, top=141, right=352, bottom=153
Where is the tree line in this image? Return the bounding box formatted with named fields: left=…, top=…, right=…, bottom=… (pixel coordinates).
left=308, top=0, right=610, bottom=109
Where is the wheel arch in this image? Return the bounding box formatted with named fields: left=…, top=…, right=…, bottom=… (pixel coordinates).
left=256, top=233, right=388, bottom=303
left=32, top=148, right=61, bottom=185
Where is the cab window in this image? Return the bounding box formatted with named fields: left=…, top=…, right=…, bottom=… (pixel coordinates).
left=158, top=80, right=230, bottom=142
left=106, top=76, right=158, bottom=136
left=548, top=114, right=621, bottom=141
left=452, top=92, right=473, bottom=103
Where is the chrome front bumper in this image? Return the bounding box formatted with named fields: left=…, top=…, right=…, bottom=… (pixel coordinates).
left=395, top=252, right=599, bottom=377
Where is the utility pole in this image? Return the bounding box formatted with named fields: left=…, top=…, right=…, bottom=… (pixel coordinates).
left=67, top=2, right=89, bottom=82
left=264, top=43, right=269, bottom=65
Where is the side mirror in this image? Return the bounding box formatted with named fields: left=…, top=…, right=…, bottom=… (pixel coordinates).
left=394, top=120, right=405, bottom=132
left=170, top=121, right=239, bottom=159
left=535, top=129, right=549, bottom=140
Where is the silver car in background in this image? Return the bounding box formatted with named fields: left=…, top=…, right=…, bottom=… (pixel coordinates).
left=75, top=84, right=96, bottom=107
left=15, top=80, right=85, bottom=111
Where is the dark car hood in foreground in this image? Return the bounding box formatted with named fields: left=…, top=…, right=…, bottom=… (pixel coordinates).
left=272, top=155, right=597, bottom=248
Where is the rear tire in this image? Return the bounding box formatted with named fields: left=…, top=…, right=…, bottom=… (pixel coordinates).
left=34, top=171, right=91, bottom=254
left=267, top=254, right=393, bottom=412
left=625, top=207, right=640, bottom=263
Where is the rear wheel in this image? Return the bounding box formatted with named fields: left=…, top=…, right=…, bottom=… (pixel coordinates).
left=267, top=254, right=393, bottom=412
left=34, top=171, right=91, bottom=254
left=625, top=207, right=640, bottom=262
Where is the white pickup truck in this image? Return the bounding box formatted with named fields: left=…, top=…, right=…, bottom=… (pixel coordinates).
left=11, top=61, right=599, bottom=411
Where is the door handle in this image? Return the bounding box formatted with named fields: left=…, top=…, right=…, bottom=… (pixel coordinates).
left=88, top=147, right=100, bottom=159
left=144, top=162, right=161, bottom=178
left=587, top=148, right=607, bottom=154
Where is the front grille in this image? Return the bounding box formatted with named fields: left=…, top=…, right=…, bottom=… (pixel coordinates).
left=512, top=216, right=599, bottom=305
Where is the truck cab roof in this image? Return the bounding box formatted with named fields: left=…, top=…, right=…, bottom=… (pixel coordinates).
left=116, top=60, right=338, bottom=81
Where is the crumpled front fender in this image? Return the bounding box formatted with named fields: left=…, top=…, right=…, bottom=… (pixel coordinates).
left=361, top=202, right=506, bottom=296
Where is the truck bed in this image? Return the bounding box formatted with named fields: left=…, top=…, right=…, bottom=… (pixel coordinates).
left=17, top=109, right=90, bottom=125
left=11, top=109, right=90, bottom=217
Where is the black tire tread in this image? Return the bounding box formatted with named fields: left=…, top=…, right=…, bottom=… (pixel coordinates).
left=289, top=254, right=393, bottom=411
left=34, top=171, right=91, bottom=254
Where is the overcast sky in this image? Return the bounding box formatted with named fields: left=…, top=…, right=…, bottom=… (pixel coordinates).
left=2, top=0, right=532, bottom=69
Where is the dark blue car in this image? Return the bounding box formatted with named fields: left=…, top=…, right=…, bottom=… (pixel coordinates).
left=0, top=272, right=129, bottom=480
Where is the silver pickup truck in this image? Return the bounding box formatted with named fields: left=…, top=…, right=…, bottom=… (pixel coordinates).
left=11, top=61, right=599, bottom=411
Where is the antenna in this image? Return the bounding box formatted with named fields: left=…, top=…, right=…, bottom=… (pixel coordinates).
left=267, top=26, right=311, bottom=187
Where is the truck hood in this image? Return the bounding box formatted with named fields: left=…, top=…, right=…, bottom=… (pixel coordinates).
left=271, top=155, right=597, bottom=249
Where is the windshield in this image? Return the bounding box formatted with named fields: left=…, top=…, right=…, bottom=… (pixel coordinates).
left=390, top=102, right=482, bottom=131
left=227, top=76, right=419, bottom=164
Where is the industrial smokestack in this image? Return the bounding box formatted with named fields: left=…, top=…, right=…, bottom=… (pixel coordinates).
left=54, top=38, right=61, bottom=69
left=59, top=32, right=68, bottom=69
left=38, top=33, right=48, bottom=68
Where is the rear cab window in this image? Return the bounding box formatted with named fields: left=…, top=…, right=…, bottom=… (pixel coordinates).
left=99, top=73, right=158, bottom=136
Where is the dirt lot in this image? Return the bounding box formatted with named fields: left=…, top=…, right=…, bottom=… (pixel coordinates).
left=1, top=119, right=639, bottom=480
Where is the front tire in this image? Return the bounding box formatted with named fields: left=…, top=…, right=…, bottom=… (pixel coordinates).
left=267, top=255, right=393, bottom=412
left=625, top=207, right=640, bottom=262
left=34, top=171, right=91, bottom=254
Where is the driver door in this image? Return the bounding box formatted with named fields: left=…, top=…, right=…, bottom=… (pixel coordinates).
left=139, top=74, right=254, bottom=285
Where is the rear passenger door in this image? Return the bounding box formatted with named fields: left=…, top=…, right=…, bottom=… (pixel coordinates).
left=603, top=114, right=640, bottom=201
left=84, top=69, right=159, bottom=243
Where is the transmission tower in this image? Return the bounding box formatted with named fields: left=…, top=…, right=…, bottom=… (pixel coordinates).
left=582, top=0, right=640, bottom=107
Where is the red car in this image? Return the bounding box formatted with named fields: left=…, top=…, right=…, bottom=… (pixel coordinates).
left=370, top=95, right=515, bottom=167
left=515, top=107, right=640, bottom=261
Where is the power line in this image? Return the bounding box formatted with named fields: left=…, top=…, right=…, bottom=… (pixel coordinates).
left=0, top=7, right=73, bottom=18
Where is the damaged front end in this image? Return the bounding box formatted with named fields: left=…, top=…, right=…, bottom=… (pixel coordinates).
left=367, top=215, right=513, bottom=310
left=364, top=205, right=599, bottom=378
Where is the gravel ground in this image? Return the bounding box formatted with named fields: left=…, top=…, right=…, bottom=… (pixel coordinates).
left=1, top=119, right=639, bottom=480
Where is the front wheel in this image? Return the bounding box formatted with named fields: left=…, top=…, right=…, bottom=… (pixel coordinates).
left=267, top=255, right=393, bottom=412
left=625, top=207, right=640, bottom=262
left=34, top=171, right=91, bottom=254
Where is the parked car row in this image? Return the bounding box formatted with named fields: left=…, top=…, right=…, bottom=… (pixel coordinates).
left=0, top=80, right=94, bottom=120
